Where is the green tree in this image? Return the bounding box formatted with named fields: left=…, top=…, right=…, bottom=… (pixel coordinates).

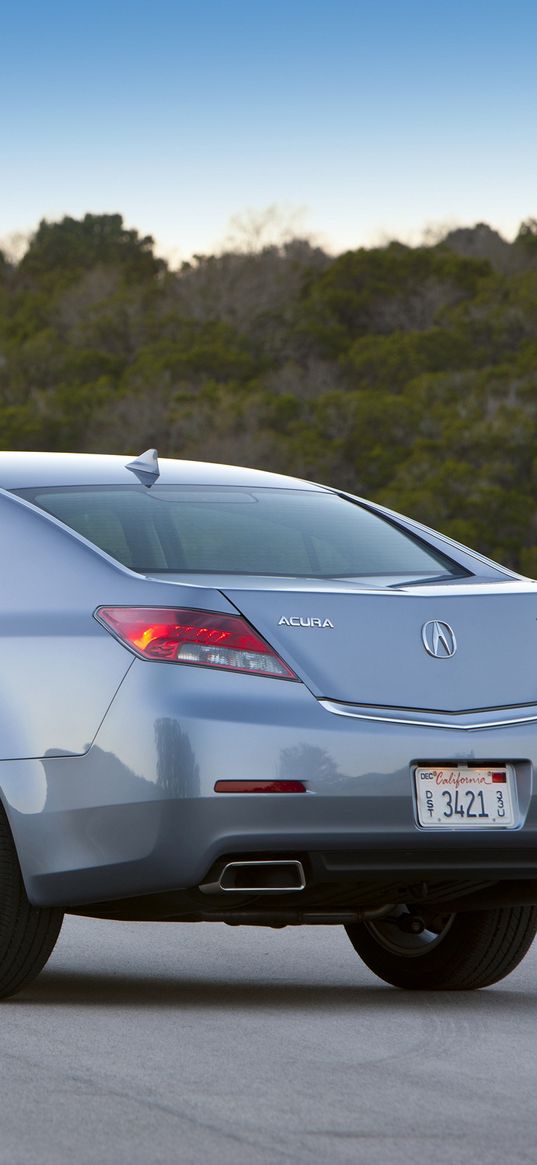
left=18, top=214, right=165, bottom=284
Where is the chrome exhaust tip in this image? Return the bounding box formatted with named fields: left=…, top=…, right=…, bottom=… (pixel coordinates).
left=200, top=859, right=306, bottom=895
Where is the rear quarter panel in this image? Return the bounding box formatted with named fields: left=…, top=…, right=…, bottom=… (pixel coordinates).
left=0, top=490, right=236, bottom=759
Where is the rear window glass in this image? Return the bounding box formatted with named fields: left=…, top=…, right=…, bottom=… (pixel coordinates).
left=17, top=485, right=462, bottom=580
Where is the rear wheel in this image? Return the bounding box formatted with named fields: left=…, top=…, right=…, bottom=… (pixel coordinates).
left=0, top=805, right=63, bottom=999
left=345, top=903, right=537, bottom=990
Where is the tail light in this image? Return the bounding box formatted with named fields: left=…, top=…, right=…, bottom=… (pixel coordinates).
left=95, top=606, right=297, bottom=680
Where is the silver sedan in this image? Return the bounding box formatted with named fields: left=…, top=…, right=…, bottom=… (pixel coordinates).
left=0, top=448, right=536, bottom=997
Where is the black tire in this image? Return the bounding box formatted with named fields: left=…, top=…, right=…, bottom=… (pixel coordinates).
left=0, top=805, right=63, bottom=999
left=345, top=903, right=537, bottom=990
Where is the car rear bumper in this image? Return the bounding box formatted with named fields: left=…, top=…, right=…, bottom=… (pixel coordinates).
left=2, top=661, right=537, bottom=909
left=13, top=802, right=537, bottom=910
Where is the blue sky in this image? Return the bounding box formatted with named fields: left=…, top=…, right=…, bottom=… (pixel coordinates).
left=2, top=0, right=536, bottom=261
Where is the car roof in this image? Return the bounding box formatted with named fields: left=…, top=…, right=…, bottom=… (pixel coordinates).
left=0, top=452, right=326, bottom=492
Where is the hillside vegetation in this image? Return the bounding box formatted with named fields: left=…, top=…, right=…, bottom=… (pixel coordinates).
left=1, top=213, right=537, bottom=571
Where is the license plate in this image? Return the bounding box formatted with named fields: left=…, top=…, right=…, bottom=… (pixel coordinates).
left=414, top=765, right=516, bottom=828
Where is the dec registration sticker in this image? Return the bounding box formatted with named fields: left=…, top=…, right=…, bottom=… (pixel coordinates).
left=414, top=765, right=516, bottom=828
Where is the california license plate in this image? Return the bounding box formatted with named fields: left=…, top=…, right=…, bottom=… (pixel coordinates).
left=414, top=765, right=516, bottom=828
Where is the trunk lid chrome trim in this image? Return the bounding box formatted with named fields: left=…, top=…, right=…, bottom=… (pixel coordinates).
left=319, top=700, right=537, bottom=731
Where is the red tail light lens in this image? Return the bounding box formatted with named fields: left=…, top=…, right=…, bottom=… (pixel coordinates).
left=96, top=607, right=297, bottom=680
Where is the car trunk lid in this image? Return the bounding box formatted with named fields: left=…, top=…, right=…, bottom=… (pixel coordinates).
left=220, top=580, right=537, bottom=711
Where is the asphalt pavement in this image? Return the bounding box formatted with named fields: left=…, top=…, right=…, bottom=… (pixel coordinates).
left=0, top=914, right=535, bottom=1165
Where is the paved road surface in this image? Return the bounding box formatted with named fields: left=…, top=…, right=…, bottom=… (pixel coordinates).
left=0, top=915, right=535, bottom=1164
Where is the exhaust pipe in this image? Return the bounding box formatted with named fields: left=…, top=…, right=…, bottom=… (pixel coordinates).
left=200, top=859, right=306, bottom=895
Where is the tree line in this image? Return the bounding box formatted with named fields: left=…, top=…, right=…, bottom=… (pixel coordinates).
left=1, top=212, right=537, bottom=571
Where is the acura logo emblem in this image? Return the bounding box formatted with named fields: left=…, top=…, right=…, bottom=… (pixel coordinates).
left=421, top=620, right=457, bottom=658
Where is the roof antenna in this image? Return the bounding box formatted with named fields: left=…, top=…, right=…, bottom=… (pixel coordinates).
left=126, top=448, right=160, bottom=487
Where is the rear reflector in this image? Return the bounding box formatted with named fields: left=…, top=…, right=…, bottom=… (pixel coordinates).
left=95, top=606, right=297, bottom=680
left=214, top=780, right=306, bottom=793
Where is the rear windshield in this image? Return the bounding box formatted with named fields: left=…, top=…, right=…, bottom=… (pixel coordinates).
left=17, top=485, right=462, bottom=580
